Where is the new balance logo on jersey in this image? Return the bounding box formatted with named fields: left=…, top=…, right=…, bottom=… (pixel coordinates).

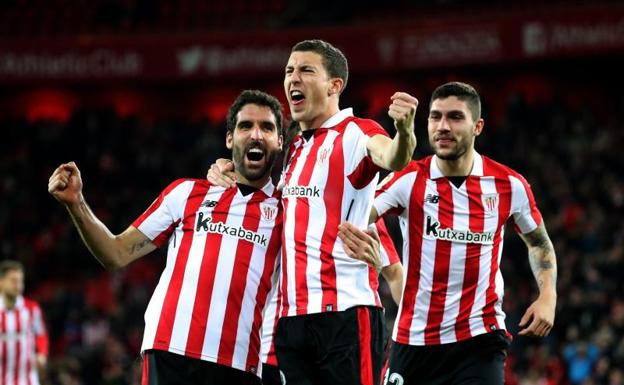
left=195, top=212, right=268, bottom=247
left=424, top=194, right=439, bottom=204
left=424, top=216, right=494, bottom=244
left=200, top=200, right=218, bottom=208
left=282, top=185, right=321, bottom=199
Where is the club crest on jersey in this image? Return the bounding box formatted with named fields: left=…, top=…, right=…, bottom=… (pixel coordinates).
left=317, top=144, right=333, bottom=165
left=260, top=203, right=277, bottom=222
left=482, top=194, right=499, bottom=214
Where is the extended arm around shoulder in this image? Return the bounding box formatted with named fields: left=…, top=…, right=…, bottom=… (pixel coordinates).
left=207, top=158, right=237, bottom=188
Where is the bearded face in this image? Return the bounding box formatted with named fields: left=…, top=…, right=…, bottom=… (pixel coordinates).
left=427, top=96, right=481, bottom=161
left=232, top=137, right=279, bottom=182
left=227, top=104, right=282, bottom=185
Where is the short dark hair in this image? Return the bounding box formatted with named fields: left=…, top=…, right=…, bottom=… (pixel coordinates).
left=430, top=82, right=481, bottom=121
left=292, top=39, right=349, bottom=94
left=226, top=90, right=283, bottom=134
left=283, top=120, right=301, bottom=153
left=0, top=260, right=23, bottom=277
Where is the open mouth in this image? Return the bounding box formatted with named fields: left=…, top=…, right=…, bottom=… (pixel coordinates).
left=246, top=147, right=265, bottom=162
left=290, top=90, right=305, bottom=104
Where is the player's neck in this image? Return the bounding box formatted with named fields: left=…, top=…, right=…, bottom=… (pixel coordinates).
left=2, top=294, right=17, bottom=310
left=235, top=172, right=270, bottom=190
left=299, top=104, right=340, bottom=131
left=436, top=149, right=475, bottom=177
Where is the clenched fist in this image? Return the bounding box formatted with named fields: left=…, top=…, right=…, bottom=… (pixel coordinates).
left=388, top=92, right=418, bottom=136
left=48, top=162, right=83, bottom=205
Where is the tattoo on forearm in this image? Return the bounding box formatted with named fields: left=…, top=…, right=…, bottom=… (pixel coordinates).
left=525, top=226, right=557, bottom=289
left=131, top=239, right=151, bottom=255
left=525, top=229, right=550, bottom=249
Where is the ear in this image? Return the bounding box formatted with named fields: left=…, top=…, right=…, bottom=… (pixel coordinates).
left=328, top=78, right=344, bottom=96
left=278, top=133, right=284, bottom=151
left=474, top=118, right=484, bottom=137
left=226, top=130, right=233, bottom=150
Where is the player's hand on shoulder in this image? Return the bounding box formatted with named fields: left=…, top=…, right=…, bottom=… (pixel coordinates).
left=338, top=222, right=382, bottom=272
left=207, top=158, right=237, bottom=188
left=48, top=161, right=83, bottom=205
left=388, top=92, right=418, bottom=135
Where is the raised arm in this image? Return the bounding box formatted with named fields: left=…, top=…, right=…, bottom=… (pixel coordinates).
left=48, top=162, right=156, bottom=269
left=366, top=92, right=417, bottom=171
left=517, top=223, right=558, bottom=337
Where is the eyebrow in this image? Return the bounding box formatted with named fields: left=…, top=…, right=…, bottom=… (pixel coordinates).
left=429, top=109, right=466, bottom=116
left=237, top=120, right=276, bottom=128
left=285, top=64, right=316, bottom=70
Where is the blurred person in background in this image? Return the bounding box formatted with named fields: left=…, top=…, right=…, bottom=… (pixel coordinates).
left=563, top=341, right=600, bottom=385
left=367, top=82, right=558, bottom=385
left=49, top=90, right=285, bottom=385
left=0, top=260, right=49, bottom=385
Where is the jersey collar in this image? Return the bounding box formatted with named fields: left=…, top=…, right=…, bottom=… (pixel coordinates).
left=235, top=178, right=275, bottom=199
left=258, top=178, right=276, bottom=198
left=318, top=108, right=354, bottom=129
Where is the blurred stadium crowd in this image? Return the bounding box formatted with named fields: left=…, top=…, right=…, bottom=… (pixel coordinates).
left=1, top=86, right=622, bottom=384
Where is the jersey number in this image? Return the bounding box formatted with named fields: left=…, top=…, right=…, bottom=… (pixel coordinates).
left=385, top=372, right=404, bottom=385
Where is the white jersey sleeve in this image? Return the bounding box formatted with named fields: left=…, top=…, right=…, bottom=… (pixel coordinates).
left=132, top=179, right=195, bottom=246
left=373, top=167, right=419, bottom=218
left=509, top=174, right=542, bottom=234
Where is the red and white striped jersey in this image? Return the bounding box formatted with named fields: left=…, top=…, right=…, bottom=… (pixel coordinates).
left=279, top=108, right=389, bottom=317
left=0, top=295, right=49, bottom=385
left=259, top=285, right=280, bottom=366
left=260, top=218, right=400, bottom=366
left=374, top=153, right=542, bottom=346
left=132, top=178, right=282, bottom=376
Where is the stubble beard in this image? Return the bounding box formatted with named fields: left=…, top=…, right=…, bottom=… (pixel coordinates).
left=430, top=137, right=469, bottom=161
left=232, top=144, right=276, bottom=182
